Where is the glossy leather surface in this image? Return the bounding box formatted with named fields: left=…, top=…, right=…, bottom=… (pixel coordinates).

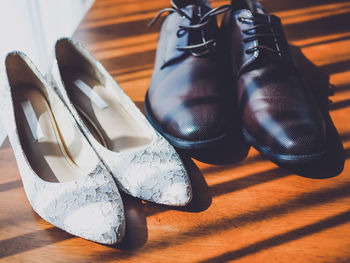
left=148, top=1, right=234, bottom=142
left=223, top=2, right=327, bottom=158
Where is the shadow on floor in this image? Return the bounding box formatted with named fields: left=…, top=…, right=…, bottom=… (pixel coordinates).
left=200, top=209, right=350, bottom=263
left=0, top=179, right=22, bottom=192
left=110, top=194, right=148, bottom=250
left=321, top=59, right=350, bottom=76
left=0, top=138, right=11, bottom=150
left=92, top=180, right=350, bottom=261
left=103, top=156, right=213, bottom=250
left=300, top=34, right=350, bottom=49
left=0, top=226, right=74, bottom=258
left=330, top=99, right=350, bottom=111
left=264, top=0, right=349, bottom=13
left=210, top=167, right=288, bottom=198
left=285, top=11, right=350, bottom=42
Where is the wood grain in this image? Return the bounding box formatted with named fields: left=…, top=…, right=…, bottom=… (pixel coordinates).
left=0, top=0, right=349, bottom=262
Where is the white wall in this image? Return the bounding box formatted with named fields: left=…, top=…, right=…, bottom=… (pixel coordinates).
left=0, top=0, right=94, bottom=72
left=0, top=0, right=95, bottom=146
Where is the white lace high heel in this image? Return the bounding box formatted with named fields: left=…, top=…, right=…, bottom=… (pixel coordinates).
left=49, top=37, right=192, bottom=206
left=1, top=51, right=125, bottom=244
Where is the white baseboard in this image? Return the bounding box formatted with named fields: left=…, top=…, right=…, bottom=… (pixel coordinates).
left=0, top=0, right=95, bottom=147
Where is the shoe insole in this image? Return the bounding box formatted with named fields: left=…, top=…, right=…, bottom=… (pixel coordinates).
left=61, top=67, right=152, bottom=152
left=13, top=85, right=94, bottom=183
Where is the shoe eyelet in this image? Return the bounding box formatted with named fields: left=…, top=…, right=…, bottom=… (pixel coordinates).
left=177, top=29, right=186, bottom=37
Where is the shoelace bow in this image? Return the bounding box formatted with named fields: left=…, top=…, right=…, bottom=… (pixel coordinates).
left=149, top=1, right=231, bottom=56
left=238, top=15, right=287, bottom=56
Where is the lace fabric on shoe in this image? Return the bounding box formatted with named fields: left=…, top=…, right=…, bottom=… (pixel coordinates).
left=50, top=38, right=193, bottom=206
left=149, top=0, right=231, bottom=57
left=2, top=52, right=125, bottom=244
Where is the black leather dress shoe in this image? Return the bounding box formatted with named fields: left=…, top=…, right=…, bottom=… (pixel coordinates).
left=146, top=0, right=249, bottom=164
left=222, top=0, right=327, bottom=163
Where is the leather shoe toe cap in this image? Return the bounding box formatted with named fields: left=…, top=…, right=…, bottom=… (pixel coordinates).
left=165, top=103, right=230, bottom=141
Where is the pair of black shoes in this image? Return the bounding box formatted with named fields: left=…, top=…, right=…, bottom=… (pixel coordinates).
left=145, top=0, right=344, bottom=175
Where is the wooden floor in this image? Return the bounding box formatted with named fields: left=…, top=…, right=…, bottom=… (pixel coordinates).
left=1, top=0, right=350, bottom=262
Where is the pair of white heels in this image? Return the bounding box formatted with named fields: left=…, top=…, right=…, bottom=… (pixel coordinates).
left=1, top=38, right=192, bottom=244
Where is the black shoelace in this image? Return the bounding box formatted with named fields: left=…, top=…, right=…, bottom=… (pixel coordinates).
left=238, top=15, right=287, bottom=56
left=149, top=1, right=231, bottom=56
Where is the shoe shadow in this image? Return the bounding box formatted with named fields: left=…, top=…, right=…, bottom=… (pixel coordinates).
left=143, top=155, right=212, bottom=216
left=0, top=138, right=11, bottom=150
left=178, top=156, right=212, bottom=213
left=188, top=132, right=251, bottom=165
left=109, top=193, right=148, bottom=250
left=109, top=155, right=212, bottom=249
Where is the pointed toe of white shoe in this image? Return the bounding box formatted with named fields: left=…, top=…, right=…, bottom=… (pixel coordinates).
left=62, top=169, right=126, bottom=244
left=63, top=200, right=125, bottom=244
left=126, top=163, right=192, bottom=206
left=29, top=165, right=126, bottom=245
left=158, top=177, right=192, bottom=206
left=112, top=135, right=193, bottom=206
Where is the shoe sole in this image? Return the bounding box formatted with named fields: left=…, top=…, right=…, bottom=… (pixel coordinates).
left=144, top=91, right=250, bottom=164
left=242, top=128, right=326, bottom=164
